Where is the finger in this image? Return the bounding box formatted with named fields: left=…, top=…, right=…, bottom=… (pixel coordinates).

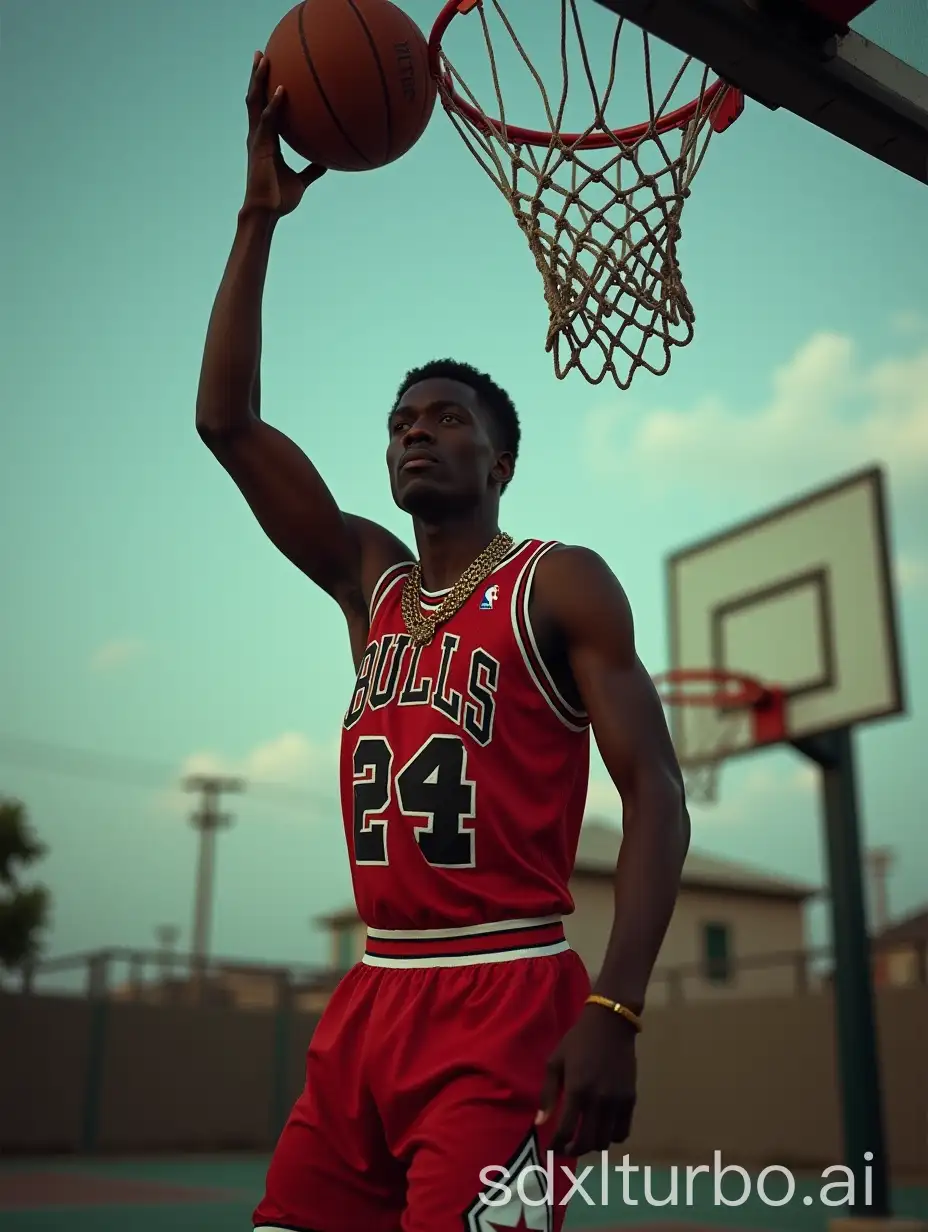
left=246, top=53, right=270, bottom=121
left=298, top=163, right=328, bottom=188
left=548, top=1091, right=583, bottom=1155
left=534, top=1058, right=563, bottom=1126
left=251, top=86, right=285, bottom=148
left=608, top=1098, right=635, bottom=1146
left=260, top=85, right=284, bottom=126
left=566, top=1100, right=614, bottom=1157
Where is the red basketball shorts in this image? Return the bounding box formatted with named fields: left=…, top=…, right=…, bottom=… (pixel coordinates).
left=253, top=917, right=591, bottom=1232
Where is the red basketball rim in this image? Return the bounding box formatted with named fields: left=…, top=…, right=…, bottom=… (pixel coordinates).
left=652, top=668, right=770, bottom=709
left=428, top=0, right=742, bottom=149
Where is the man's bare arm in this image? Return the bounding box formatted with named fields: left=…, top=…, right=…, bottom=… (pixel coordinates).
left=536, top=546, right=690, bottom=1011
left=195, top=211, right=409, bottom=614
left=195, top=55, right=412, bottom=633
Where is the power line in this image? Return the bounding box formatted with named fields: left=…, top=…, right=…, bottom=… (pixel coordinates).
left=0, top=732, right=335, bottom=813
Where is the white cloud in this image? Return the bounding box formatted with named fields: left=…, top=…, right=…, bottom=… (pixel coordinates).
left=156, top=732, right=339, bottom=819
left=176, top=732, right=338, bottom=787
left=583, top=332, right=928, bottom=498
left=242, top=732, right=335, bottom=783
left=896, top=552, right=927, bottom=591
left=89, top=637, right=147, bottom=671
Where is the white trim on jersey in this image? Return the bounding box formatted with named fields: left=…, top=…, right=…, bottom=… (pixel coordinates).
left=366, top=913, right=563, bottom=940
left=511, top=541, right=589, bottom=732
left=368, top=560, right=414, bottom=624
left=361, top=941, right=570, bottom=968
left=417, top=538, right=533, bottom=604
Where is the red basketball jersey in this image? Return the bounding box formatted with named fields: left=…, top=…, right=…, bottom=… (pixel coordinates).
left=338, top=538, right=591, bottom=931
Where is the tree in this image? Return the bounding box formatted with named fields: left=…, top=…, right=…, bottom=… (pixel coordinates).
left=0, top=797, right=51, bottom=970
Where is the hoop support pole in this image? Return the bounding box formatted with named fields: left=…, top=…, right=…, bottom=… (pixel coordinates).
left=791, top=727, right=890, bottom=1218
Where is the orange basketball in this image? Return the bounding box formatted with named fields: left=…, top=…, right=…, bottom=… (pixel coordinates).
left=264, top=0, right=438, bottom=172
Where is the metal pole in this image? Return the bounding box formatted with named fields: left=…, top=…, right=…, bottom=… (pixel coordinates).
left=792, top=727, right=890, bottom=1218
left=81, top=951, right=111, bottom=1153
left=270, top=970, right=294, bottom=1143
left=183, top=776, right=244, bottom=968
left=191, top=816, right=219, bottom=962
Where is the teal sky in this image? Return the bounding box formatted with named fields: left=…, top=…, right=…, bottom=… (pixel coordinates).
left=2, top=0, right=926, bottom=971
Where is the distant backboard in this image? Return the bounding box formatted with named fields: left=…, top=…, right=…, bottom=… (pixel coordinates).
left=592, top=0, right=928, bottom=184
left=665, top=466, right=905, bottom=769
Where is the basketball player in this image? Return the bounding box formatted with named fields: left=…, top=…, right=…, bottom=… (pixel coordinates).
left=196, top=52, right=690, bottom=1232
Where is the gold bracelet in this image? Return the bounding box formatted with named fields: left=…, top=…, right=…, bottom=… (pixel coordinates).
left=586, top=994, right=643, bottom=1032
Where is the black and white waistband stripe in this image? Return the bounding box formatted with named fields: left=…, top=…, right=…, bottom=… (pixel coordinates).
left=362, top=916, right=569, bottom=967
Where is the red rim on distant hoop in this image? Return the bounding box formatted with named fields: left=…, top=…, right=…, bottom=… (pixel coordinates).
left=427, top=0, right=745, bottom=149
left=653, top=668, right=768, bottom=708
left=653, top=668, right=787, bottom=747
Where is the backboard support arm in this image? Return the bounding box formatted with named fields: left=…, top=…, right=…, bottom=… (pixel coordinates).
left=593, top=0, right=928, bottom=184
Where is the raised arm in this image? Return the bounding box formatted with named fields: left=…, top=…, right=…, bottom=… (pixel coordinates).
left=196, top=53, right=411, bottom=648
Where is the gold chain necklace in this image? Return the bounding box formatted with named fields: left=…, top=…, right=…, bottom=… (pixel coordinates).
left=401, top=531, right=514, bottom=646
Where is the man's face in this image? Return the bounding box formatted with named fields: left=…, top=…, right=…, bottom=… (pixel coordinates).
left=386, top=378, right=512, bottom=517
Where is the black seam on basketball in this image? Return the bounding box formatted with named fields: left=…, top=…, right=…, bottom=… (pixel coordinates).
left=296, top=0, right=373, bottom=168
left=345, top=0, right=393, bottom=160
left=398, top=10, right=432, bottom=131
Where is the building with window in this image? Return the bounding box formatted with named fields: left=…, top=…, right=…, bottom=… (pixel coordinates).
left=872, top=906, right=928, bottom=988
left=316, top=819, right=817, bottom=1003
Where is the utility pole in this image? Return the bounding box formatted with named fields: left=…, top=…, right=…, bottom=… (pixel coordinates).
left=183, top=775, right=244, bottom=968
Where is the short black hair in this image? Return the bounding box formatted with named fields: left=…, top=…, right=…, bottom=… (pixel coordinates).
left=392, top=358, right=521, bottom=490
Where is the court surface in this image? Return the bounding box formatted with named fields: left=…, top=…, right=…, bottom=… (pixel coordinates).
left=1, top=1157, right=926, bottom=1231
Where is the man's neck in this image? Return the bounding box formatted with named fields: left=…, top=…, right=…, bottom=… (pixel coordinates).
left=412, top=511, right=503, bottom=593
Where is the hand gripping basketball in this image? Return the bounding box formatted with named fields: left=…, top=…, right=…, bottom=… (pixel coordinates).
left=242, top=52, right=327, bottom=219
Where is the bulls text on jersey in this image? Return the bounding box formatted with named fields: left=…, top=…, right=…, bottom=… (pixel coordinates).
left=344, top=631, right=500, bottom=749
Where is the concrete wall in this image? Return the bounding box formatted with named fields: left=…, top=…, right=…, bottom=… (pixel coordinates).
left=0, top=991, right=317, bottom=1155
left=3, top=985, right=925, bottom=1178
left=622, top=986, right=927, bottom=1179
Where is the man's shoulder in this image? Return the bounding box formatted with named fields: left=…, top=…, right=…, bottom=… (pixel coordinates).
left=531, top=542, right=633, bottom=637
left=344, top=514, right=415, bottom=607
left=533, top=542, right=619, bottom=588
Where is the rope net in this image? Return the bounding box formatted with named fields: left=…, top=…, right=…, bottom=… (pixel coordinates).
left=433, top=0, right=742, bottom=387
left=675, top=707, right=743, bottom=806
left=657, top=675, right=766, bottom=807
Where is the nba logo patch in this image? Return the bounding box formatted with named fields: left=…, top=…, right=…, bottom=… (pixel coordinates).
left=479, top=585, right=499, bottom=610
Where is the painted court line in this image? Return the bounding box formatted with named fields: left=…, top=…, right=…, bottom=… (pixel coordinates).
left=0, top=1170, right=246, bottom=1210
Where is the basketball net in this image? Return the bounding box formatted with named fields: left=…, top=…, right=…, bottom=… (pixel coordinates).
left=674, top=707, right=742, bottom=807
left=654, top=670, right=786, bottom=807
left=430, top=0, right=743, bottom=388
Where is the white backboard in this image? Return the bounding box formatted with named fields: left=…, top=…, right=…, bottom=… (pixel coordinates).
left=666, top=466, right=905, bottom=767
